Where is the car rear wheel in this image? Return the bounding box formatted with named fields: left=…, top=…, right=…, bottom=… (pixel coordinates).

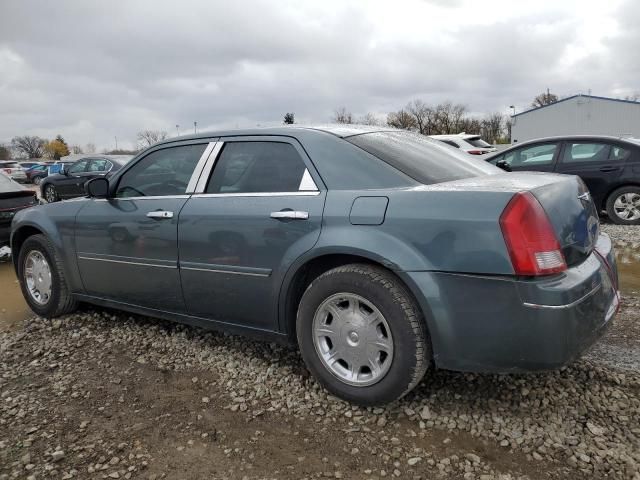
left=17, top=234, right=77, bottom=318
left=606, top=186, right=640, bottom=225
left=296, top=263, right=430, bottom=406
left=44, top=184, right=58, bottom=203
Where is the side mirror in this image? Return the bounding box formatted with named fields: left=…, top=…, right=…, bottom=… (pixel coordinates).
left=496, top=160, right=512, bottom=172
left=86, top=177, right=109, bottom=198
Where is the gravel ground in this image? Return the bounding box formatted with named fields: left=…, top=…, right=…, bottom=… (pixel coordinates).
left=1, top=227, right=639, bottom=480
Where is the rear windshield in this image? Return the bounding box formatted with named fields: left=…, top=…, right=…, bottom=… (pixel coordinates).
left=465, top=137, right=492, bottom=148
left=346, top=131, right=499, bottom=185
left=1, top=162, right=20, bottom=168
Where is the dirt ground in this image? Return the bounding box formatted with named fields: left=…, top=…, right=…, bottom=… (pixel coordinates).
left=1, top=229, right=639, bottom=480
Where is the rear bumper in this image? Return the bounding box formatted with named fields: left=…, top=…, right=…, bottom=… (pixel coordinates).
left=402, top=233, right=618, bottom=373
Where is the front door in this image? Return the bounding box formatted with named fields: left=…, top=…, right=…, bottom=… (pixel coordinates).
left=57, top=159, right=90, bottom=198
left=501, top=142, right=560, bottom=173
left=178, top=138, right=325, bottom=331
left=75, top=142, right=211, bottom=312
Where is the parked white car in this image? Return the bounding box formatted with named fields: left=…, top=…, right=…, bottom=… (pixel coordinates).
left=0, top=161, right=27, bottom=182
left=430, top=134, right=497, bottom=155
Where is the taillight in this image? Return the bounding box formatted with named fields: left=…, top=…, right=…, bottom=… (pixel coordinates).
left=467, top=150, right=484, bottom=155
left=500, top=192, right=567, bottom=276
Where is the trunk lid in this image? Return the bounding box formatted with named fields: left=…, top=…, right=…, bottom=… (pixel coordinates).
left=431, top=172, right=600, bottom=267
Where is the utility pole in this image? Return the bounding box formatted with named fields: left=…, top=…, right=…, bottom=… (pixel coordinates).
left=194, top=121, right=197, bottom=134
left=114, top=136, right=118, bottom=150
left=176, top=124, right=180, bottom=136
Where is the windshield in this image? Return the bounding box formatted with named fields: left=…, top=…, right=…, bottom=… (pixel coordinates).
left=465, top=137, right=492, bottom=148
left=346, top=131, right=500, bottom=185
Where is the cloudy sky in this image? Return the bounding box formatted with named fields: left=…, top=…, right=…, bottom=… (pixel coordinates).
left=0, top=0, right=638, bottom=151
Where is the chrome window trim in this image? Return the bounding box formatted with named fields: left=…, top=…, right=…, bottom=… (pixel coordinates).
left=191, top=191, right=321, bottom=198
left=186, top=142, right=217, bottom=193
left=299, top=168, right=318, bottom=191
left=195, top=141, right=225, bottom=193
left=102, top=194, right=191, bottom=201
left=523, top=284, right=601, bottom=310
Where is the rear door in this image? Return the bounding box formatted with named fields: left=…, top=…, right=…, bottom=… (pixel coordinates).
left=178, top=137, right=325, bottom=331
left=555, top=141, right=629, bottom=208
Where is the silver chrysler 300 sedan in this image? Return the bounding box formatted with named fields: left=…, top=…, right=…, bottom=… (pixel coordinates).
left=10, top=125, right=619, bottom=405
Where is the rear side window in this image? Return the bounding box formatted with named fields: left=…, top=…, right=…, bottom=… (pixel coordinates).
left=346, top=131, right=499, bottom=185
left=610, top=145, right=631, bottom=160
left=88, top=159, right=111, bottom=172
left=562, top=143, right=610, bottom=163
left=465, top=137, right=492, bottom=148
left=116, top=144, right=206, bottom=198
left=439, top=140, right=460, bottom=148
left=68, top=160, right=89, bottom=174
left=206, top=142, right=308, bottom=193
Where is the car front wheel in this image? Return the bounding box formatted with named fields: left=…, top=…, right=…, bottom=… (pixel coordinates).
left=17, top=234, right=77, bottom=317
left=296, top=263, right=430, bottom=406
left=44, top=184, right=59, bottom=203
left=606, top=186, right=640, bottom=225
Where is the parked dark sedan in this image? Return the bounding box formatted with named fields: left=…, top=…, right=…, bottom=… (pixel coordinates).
left=486, top=135, right=640, bottom=225
left=41, top=155, right=132, bottom=203
left=11, top=126, right=618, bottom=405
left=25, top=164, right=49, bottom=185
left=0, top=173, right=38, bottom=246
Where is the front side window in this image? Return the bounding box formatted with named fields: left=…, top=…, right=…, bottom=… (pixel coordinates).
left=116, top=144, right=206, bottom=198
left=68, top=160, right=89, bottom=174
left=206, top=142, right=308, bottom=194
left=503, top=143, right=558, bottom=167
left=562, top=143, right=610, bottom=164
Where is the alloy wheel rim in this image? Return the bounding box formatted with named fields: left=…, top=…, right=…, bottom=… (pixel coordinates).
left=312, top=292, right=394, bottom=387
left=45, top=186, right=56, bottom=203
left=24, top=250, right=52, bottom=305
left=613, top=192, right=640, bottom=221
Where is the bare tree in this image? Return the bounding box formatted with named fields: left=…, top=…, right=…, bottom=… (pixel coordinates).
left=332, top=107, right=353, bottom=124
left=431, top=102, right=466, bottom=134
left=0, top=144, right=11, bottom=160
left=85, top=143, right=96, bottom=153
left=71, top=145, right=83, bottom=154
left=386, top=109, right=417, bottom=130
left=480, top=112, right=504, bottom=145
left=457, top=117, right=482, bottom=135
left=283, top=112, right=295, bottom=124
left=358, top=112, right=382, bottom=126
left=531, top=90, right=558, bottom=108
left=406, top=100, right=433, bottom=134
left=11, top=136, right=46, bottom=158
left=137, top=130, right=168, bottom=148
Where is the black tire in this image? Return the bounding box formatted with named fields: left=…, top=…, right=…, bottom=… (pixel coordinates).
left=296, top=263, right=430, bottom=406
left=17, top=234, right=77, bottom=318
left=606, top=186, right=640, bottom=225
left=44, top=184, right=58, bottom=203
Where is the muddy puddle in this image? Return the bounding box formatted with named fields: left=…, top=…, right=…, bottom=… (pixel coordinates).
left=0, top=258, right=30, bottom=332
left=0, top=239, right=639, bottom=332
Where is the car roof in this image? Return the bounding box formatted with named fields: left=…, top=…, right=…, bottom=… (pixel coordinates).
left=486, top=135, right=640, bottom=159
left=158, top=125, right=397, bottom=144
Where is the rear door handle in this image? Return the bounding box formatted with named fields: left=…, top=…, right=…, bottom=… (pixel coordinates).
left=600, top=166, right=620, bottom=172
left=270, top=210, right=309, bottom=220
left=146, top=210, right=174, bottom=219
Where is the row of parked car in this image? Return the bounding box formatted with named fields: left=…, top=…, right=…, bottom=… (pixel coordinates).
left=432, top=133, right=640, bottom=225
left=0, top=160, right=74, bottom=185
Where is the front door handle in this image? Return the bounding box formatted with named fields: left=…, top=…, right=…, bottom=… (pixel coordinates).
left=270, top=210, right=309, bottom=220
left=599, top=166, right=619, bottom=173
left=146, top=210, right=174, bottom=219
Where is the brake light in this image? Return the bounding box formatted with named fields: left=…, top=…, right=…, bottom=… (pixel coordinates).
left=467, top=150, right=484, bottom=155
left=500, top=192, right=567, bottom=276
